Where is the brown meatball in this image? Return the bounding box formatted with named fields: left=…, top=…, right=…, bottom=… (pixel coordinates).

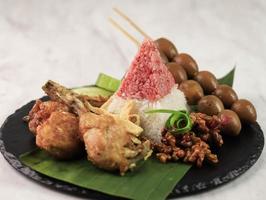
left=173, top=53, right=198, bottom=78
left=219, top=110, right=241, bottom=136
left=179, top=80, right=204, bottom=105
left=166, top=62, right=188, bottom=84
left=213, top=84, right=238, bottom=108
left=194, top=71, right=218, bottom=94
left=231, top=99, right=257, bottom=123
left=198, top=95, right=224, bottom=116
left=155, top=38, right=178, bottom=60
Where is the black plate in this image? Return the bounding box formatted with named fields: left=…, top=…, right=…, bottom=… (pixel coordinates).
left=0, top=98, right=264, bottom=199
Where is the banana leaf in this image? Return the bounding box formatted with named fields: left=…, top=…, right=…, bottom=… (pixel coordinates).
left=218, top=67, right=235, bottom=87
left=20, top=150, right=190, bottom=200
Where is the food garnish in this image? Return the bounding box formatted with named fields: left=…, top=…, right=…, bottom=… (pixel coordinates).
left=145, top=109, right=192, bottom=134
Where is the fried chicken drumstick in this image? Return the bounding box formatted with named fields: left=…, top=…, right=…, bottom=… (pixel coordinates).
left=25, top=99, right=83, bottom=160
left=42, top=80, right=152, bottom=175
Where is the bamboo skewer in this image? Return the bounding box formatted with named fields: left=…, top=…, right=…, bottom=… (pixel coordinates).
left=109, top=7, right=153, bottom=46
left=108, top=17, right=140, bottom=47
left=112, top=7, right=151, bottom=39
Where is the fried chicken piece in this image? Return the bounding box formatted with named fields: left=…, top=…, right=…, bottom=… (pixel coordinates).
left=43, top=80, right=152, bottom=175
left=82, top=112, right=151, bottom=174
left=36, top=111, right=83, bottom=160
left=25, top=82, right=109, bottom=160
left=26, top=100, right=69, bottom=135
left=80, top=104, right=151, bottom=175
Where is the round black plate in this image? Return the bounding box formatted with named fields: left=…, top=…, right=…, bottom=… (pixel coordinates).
left=0, top=98, right=264, bottom=199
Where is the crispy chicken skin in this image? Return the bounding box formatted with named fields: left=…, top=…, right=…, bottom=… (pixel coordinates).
left=27, top=100, right=69, bottom=135
left=80, top=95, right=109, bottom=108
left=79, top=101, right=150, bottom=175
left=36, top=111, right=83, bottom=160
left=78, top=111, right=110, bottom=140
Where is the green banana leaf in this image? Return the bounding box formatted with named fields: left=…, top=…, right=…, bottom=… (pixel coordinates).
left=218, top=67, right=236, bottom=87
left=20, top=150, right=190, bottom=200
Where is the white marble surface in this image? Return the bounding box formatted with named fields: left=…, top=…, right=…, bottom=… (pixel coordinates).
left=0, top=0, right=265, bottom=199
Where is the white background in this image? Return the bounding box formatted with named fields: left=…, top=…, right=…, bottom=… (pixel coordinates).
left=0, top=0, right=265, bottom=199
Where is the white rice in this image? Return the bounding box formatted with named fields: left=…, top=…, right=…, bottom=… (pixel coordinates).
left=105, top=85, right=187, bottom=143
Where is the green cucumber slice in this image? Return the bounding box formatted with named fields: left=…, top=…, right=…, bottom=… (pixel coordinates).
left=72, top=86, right=113, bottom=97
left=95, top=73, right=121, bottom=92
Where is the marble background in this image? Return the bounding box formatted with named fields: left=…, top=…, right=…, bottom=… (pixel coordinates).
left=0, top=0, right=265, bottom=199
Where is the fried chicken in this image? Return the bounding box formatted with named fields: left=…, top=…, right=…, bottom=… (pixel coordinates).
left=25, top=99, right=83, bottom=159
left=26, top=100, right=69, bottom=135
left=36, top=111, right=83, bottom=160
left=42, top=80, right=152, bottom=175
left=82, top=111, right=151, bottom=174
left=80, top=95, right=109, bottom=108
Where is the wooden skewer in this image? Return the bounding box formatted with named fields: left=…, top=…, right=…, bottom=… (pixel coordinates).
left=113, top=7, right=151, bottom=39
left=108, top=17, right=140, bottom=46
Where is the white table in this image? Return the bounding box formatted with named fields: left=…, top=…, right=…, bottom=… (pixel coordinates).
left=0, top=0, right=265, bottom=199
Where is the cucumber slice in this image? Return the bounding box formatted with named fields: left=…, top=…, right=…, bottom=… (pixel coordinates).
left=95, top=73, right=121, bottom=92
left=72, top=86, right=113, bottom=97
